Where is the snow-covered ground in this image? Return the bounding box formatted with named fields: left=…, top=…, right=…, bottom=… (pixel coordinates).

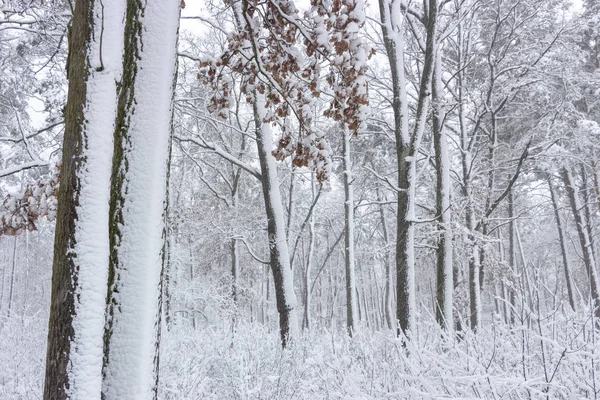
left=1, top=230, right=598, bottom=400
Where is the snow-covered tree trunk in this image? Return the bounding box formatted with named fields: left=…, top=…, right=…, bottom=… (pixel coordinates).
left=252, top=96, right=299, bottom=348
left=376, top=186, right=393, bottom=330
left=378, top=0, right=411, bottom=335
left=561, top=166, right=600, bottom=319
left=507, top=189, right=517, bottom=324
left=102, top=0, right=180, bottom=398
left=432, top=44, right=453, bottom=333
left=454, top=10, right=482, bottom=331
left=302, top=178, right=317, bottom=331
left=593, top=158, right=600, bottom=213
left=580, top=165, right=597, bottom=264
left=547, top=175, right=576, bottom=312
left=342, top=126, right=358, bottom=335
left=388, top=0, right=437, bottom=336
left=6, top=236, right=16, bottom=319
left=43, top=0, right=124, bottom=398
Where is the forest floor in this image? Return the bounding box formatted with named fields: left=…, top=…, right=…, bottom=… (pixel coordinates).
left=1, top=303, right=599, bottom=399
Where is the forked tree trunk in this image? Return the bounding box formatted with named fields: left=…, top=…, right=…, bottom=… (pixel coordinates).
left=102, top=1, right=180, bottom=398
left=379, top=0, right=438, bottom=337
left=44, top=0, right=124, bottom=398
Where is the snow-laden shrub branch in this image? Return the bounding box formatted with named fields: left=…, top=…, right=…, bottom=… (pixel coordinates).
left=0, top=166, right=59, bottom=236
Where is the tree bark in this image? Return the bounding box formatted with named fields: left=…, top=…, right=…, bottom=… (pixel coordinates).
left=102, top=1, right=180, bottom=397
left=561, top=166, right=600, bottom=318
left=44, top=0, right=124, bottom=397
left=379, top=0, right=438, bottom=337
left=252, top=96, right=299, bottom=348
left=376, top=187, right=394, bottom=330
left=432, top=41, right=453, bottom=333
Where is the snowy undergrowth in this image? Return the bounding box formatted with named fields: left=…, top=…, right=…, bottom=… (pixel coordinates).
left=159, top=313, right=600, bottom=399
left=2, top=303, right=599, bottom=399
left=0, top=312, right=48, bottom=399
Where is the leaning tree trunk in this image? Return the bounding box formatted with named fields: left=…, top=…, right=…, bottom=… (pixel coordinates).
left=102, top=1, right=180, bottom=398
left=43, top=0, right=124, bottom=398
left=252, top=96, right=299, bottom=348
left=342, top=126, right=358, bottom=335
left=561, top=167, right=600, bottom=319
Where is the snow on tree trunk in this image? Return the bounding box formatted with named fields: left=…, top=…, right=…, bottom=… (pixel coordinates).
left=561, top=166, right=600, bottom=319
left=378, top=0, right=411, bottom=336
left=302, top=178, right=317, bottom=331
left=379, top=0, right=438, bottom=336
left=43, top=0, right=124, bottom=398
left=376, top=186, right=393, bottom=330
left=342, top=126, right=358, bottom=335
left=432, top=46, right=453, bottom=333
left=547, top=176, right=576, bottom=312
left=102, top=1, right=180, bottom=398
left=253, top=95, right=299, bottom=348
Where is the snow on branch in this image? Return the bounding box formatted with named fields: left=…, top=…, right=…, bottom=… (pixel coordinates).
left=0, top=159, right=51, bottom=179
left=0, top=165, right=60, bottom=236
left=197, top=0, right=373, bottom=182
left=174, top=134, right=262, bottom=180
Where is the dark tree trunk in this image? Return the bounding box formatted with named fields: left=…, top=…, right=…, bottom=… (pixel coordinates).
left=43, top=1, right=92, bottom=396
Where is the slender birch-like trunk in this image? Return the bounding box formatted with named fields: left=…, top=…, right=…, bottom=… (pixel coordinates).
left=102, top=1, right=180, bottom=397
left=376, top=187, right=393, bottom=330
left=302, top=178, right=317, bottom=331
left=508, top=190, right=518, bottom=324
left=342, top=126, right=358, bottom=335
left=580, top=165, right=597, bottom=264
left=44, top=0, right=124, bottom=398
left=455, top=12, right=480, bottom=330
left=432, top=43, right=453, bottom=333
left=6, top=236, right=16, bottom=319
